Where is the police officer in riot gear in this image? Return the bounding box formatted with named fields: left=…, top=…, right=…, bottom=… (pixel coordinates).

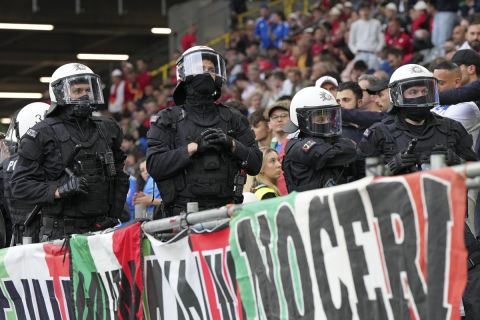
left=282, top=86, right=361, bottom=192
left=2, top=103, right=49, bottom=245
left=11, top=63, right=129, bottom=241
left=147, top=46, right=262, bottom=216
left=358, top=64, right=480, bottom=319
left=358, top=64, right=477, bottom=172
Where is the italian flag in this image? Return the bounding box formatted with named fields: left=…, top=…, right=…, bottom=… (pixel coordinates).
left=70, top=222, right=143, bottom=320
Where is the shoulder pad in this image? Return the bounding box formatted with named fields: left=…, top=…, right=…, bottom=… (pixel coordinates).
left=301, top=140, right=317, bottom=153
left=157, top=106, right=185, bottom=126
left=218, top=103, right=234, bottom=122
left=92, top=115, right=121, bottom=131
left=22, top=120, right=50, bottom=140
left=43, top=117, right=62, bottom=126
left=362, top=121, right=387, bottom=138
left=25, top=128, right=38, bottom=139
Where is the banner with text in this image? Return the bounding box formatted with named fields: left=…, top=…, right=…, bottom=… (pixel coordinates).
left=70, top=222, right=143, bottom=320
left=0, top=243, right=72, bottom=319
left=143, top=227, right=244, bottom=320
left=230, top=169, right=467, bottom=319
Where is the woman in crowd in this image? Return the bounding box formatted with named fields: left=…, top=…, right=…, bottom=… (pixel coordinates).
left=252, top=148, right=282, bottom=200
left=132, top=159, right=161, bottom=219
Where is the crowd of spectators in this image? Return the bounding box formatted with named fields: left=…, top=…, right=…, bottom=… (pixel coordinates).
left=98, top=0, right=480, bottom=219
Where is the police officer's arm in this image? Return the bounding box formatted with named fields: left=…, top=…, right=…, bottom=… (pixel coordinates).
left=357, top=126, right=385, bottom=159
left=288, top=139, right=357, bottom=171
left=439, top=80, right=480, bottom=106
left=146, top=120, right=193, bottom=181
left=451, top=120, right=478, bottom=161
left=342, top=109, right=387, bottom=129
left=11, top=131, right=59, bottom=204
left=230, top=114, right=262, bottom=176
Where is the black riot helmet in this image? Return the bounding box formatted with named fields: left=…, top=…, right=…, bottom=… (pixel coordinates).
left=173, top=46, right=227, bottom=105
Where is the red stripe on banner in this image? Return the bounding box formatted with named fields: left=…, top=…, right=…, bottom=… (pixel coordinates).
left=431, top=168, right=468, bottom=319
left=190, top=227, right=243, bottom=320
left=404, top=173, right=427, bottom=281
left=112, top=223, right=143, bottom=320
left=44, top=243, right=69, bottom=320
left=373, top=222, right=391, bottom=295
left=190, top=228, right=230, bottom=320
left=405, top=168, right=467, bottom=319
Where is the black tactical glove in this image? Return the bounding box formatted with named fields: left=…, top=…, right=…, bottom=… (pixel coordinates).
left=58, top=176, right=88, bottom=198
left=203, top=128, right=233, bottom=151
left=195, top=128, right=220, bottom=154
left=387, top=152, right=418, bottom=175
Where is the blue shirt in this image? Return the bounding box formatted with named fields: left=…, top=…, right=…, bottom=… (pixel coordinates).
left=255, top=17, right=271, bottom=49
left=143, top=176, right=161, bottom=215
left=125, top=176, right=136, bottom=221
left=271, top=22, right=289, bottom=48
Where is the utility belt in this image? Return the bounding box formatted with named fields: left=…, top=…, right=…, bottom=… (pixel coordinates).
left=41, top=215, right=114, bottom=235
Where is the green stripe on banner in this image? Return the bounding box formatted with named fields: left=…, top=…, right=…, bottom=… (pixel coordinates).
left=141, top=238, right=152, bottom=320
left=0, top=248, right=16, bottom=320
left=230, top=194, right=296, bottom=320
left=70, top=234, right=108, bottom=320
left=0, top=248, right=9, bottom=278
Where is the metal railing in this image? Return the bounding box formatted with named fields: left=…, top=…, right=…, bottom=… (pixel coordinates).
left=141, top=159, right=480, bottom=234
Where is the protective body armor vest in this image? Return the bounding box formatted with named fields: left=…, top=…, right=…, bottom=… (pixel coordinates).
left=374, top=116, right=457, bottom=163
left=41, top=117, right=116, bottom=218
left=157, top=104, right=241, bottom=208
left=283, top=137, right=358, bottom=192
left=3, top=154, right=34, bottom=225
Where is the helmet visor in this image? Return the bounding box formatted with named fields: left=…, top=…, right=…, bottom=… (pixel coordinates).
left=391, top=78, right=439, bottom=108
left=55, top=74, right=104, bottom=105
left=177, top=50, right=226, bottom=82
left=298, top=106, right=342, bottom=137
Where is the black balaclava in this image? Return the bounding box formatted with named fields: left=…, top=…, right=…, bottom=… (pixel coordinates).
left=183, top=74, right=223, bottom=125
left=185, top=74, right=222, bottom=105
left=397, top=107, right=432, bottom=122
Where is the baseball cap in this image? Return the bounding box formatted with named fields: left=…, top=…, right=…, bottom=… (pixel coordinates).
left=315, top=76, right=339, bottom=89
left=414, top=1, right=428, bottom=11
left=111, top=69, right=122, bottom=77
left=451, top=49, right=480, bottom=69
left=366, top=78, right=389, bottom=94
left=329, top=7, right=341, bottom=16
left=385, top=2, right=397, bottom=11
left=263, top=100, right=290, bottom=120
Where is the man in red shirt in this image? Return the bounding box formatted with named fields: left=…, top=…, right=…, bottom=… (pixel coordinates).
left=181, top=24, right=197, bottom=51
left=385, top=17, right=412, bottom=56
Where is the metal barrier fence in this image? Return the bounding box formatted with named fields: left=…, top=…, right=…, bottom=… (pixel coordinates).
left=142, top=158, right=480, bottom=234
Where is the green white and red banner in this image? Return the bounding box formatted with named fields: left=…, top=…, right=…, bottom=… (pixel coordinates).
left=0, top=169, right=469, bottom=319
left=230, top=169, right=467, bottom=319
left=70, top=222, right=143, bottom=320
left=142, top=227, right=244, bottom=320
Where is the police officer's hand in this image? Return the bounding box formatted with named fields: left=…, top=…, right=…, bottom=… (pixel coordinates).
left=203, top=128, right=233, bottom=151
left=387, top=152, right=417, bottom=175
left=58, top=176, right=89, bottom=198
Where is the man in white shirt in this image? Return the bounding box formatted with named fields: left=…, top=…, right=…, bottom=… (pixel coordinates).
left=432, top=60, right=480, bottom=146
left=348, top=3, right=384, bottom=70
left=108, top=69, right=125, bottom=114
